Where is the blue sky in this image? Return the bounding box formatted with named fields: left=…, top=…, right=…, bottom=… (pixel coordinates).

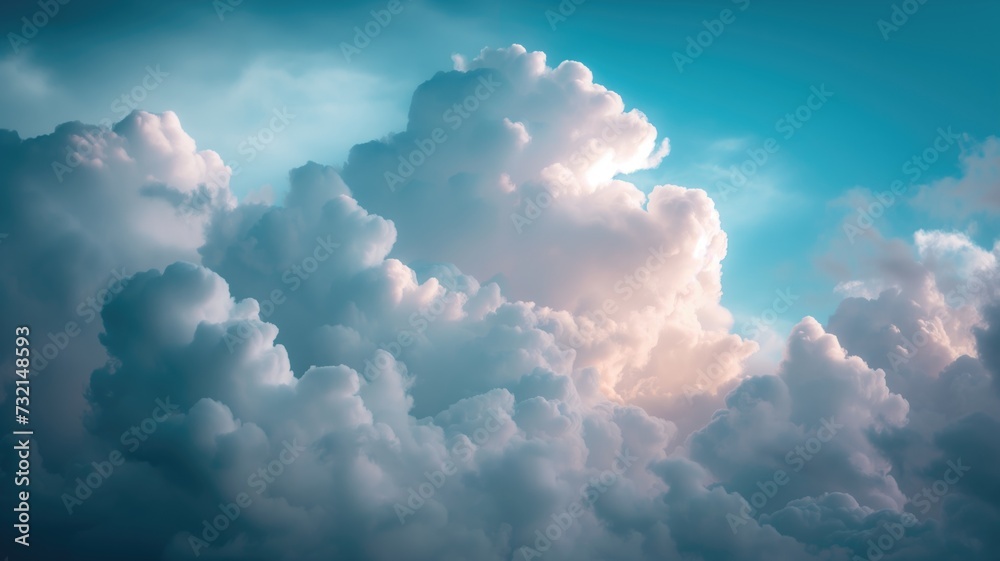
left=3, top=2, right=1000, bottom=560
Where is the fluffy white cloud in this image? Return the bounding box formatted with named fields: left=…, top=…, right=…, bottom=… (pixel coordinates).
left=343, top=44, right=753, bottom=409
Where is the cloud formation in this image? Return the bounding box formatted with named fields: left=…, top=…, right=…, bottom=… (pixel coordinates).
left=1, top=45, right=998, bottom=561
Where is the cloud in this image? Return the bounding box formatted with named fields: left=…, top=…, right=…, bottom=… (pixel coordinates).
left=912, top=136, right=1000, bottom=217
left=341, top=44, right=753, bottom=411
left=689, top=317, right=909, bottom=514
left=0, top=109, right=234, bottom=467
left=1, top=44, right=999, bottom=561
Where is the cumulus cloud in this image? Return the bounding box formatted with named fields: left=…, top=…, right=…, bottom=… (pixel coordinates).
left=1, top=44, right=999, bottom=561
left=342, top=44, right=753, bottom=411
